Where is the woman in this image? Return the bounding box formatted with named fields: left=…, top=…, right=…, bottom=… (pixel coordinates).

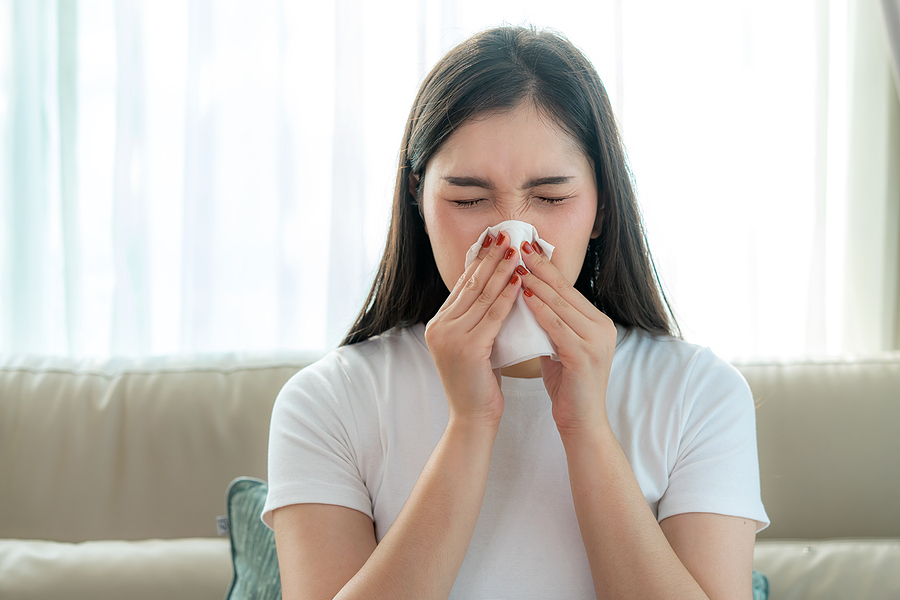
left=263, top=25, right=768, bottom=599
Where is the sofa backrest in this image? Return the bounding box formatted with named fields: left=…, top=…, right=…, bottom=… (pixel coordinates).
left=738, top=353, right=900, bottom=540
left=3, top=351, right=899, bottom=544
left=0, top=353, right=316, bottom=543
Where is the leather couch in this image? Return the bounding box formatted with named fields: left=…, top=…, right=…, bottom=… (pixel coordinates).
left=1, top=350, right=898, bottom=599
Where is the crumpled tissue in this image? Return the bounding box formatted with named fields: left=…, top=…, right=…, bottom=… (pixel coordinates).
left=464, top=220, right=558, bottom=369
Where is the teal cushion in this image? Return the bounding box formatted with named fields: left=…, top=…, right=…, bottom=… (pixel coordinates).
left=225, top=477, right=281, bottom=600
left=223, top=477, right=769, bottom=600
left=753, top=569, right=769, bottom=600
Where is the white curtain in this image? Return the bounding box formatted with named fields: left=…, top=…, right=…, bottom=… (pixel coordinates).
left=1, top=0, right=898, bottom=358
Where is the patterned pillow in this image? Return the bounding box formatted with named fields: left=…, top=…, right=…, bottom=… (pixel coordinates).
left=223, top=476, right=769, bottom=600
left=753, top=568, right=769, bottom=600
left=225, top=477, right=281, bottom=600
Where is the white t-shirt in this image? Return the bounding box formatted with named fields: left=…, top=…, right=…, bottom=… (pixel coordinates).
left=263, top=323, right=769, bottom=598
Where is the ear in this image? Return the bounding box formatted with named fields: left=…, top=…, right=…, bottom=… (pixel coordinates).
left=409, top=172, right=427, bottom=234
left=591, top=200, right=605, bottom=239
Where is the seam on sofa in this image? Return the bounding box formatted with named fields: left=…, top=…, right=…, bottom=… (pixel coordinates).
left=0, top=362, right=318, bottom=379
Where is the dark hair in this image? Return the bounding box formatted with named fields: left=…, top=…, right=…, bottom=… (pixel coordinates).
left=342, top=25, right=678, bottom=346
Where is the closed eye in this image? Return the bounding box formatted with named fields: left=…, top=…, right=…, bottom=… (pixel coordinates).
left=453, top=199, right=486, bottom=208
left=538, top=196, right=571, bottom=204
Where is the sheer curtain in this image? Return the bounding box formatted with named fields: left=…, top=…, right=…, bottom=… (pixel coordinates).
left=1, top=0, right=898, bottom=358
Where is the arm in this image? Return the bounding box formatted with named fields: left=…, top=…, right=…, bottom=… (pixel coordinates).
left=518, top=241, right=756, bottom=600
left=275, top=419, right=499, bottom=600
left=274, top=233, right=521, bottom=600
left=560, top=426, right=757, bottom=599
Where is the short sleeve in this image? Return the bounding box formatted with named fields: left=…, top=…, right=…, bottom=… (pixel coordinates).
left=657, top=349, right=770, bottom=530
left=261, top=356, right=372, bottom=529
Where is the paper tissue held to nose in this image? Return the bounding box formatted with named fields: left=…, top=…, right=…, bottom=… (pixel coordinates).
left=464, top=220, right=559, bottom=369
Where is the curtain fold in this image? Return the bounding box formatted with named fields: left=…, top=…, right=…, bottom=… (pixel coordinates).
left=844, top=0, right=900, bottom=353
left=1, top=0, right=898, bottom=358
left=882, top=0, right=900, bottom=95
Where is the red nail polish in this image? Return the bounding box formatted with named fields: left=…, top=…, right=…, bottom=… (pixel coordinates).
left=523, top=287, right=534, bottom=297
left=521, top=241, right=534, bottom=254
left=482, top=234, right=494, bottom=248
left=533, top=241, right=543, bottom=255
left=495, top=232, right=506, bottom=246
left=515, top=265, right=528, bottom=276
left=510, top=273, right=519, bottom=285
left=504, top=248, right=515, bottom=260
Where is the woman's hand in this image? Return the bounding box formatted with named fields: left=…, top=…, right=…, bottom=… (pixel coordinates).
left=517, top=240, right=618, bottom=434
left=424, top=230, right=523, bottom=427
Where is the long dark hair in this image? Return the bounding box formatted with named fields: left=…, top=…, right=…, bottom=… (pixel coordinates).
left=343, top=26, right=678, bottom=346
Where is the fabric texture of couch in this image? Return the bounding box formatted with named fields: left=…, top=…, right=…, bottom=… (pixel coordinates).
left=1, top=350, right=898, bottom=599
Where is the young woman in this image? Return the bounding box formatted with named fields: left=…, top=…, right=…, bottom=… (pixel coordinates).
left=263, top=25, right=768, bottom=600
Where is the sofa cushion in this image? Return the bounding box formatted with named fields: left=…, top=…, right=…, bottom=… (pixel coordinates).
left=737, top=354, right=900, bottom=540
left=0, top=537, right=231, bottom=600
left=226, top=477, right=281, bottom=600
left=753, top=539, right=900, bottom=600
left=0, top=353, right=316, bottom=542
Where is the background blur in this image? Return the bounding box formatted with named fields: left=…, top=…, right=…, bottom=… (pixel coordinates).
left=1, top=0, right=898, bottom=359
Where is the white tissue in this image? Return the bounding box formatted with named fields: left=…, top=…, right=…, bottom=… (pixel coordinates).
left=464, top=220, right=558, bottom=369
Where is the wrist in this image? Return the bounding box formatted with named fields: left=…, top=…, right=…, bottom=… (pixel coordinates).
left=447, top=412, right=503, bottom=437
left=557, top=419, right=615, bottom=448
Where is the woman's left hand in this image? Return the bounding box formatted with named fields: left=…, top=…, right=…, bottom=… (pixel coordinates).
left=517, top=241, right=618, bottom=434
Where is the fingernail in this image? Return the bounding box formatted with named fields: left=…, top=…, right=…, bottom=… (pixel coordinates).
left=510, top=273, right=519, bottom=285
left=482, top=234, right=494, bottom=248
left=515, top=265, right=528, bottom=276
left=533, top=241, right=543, bottom=255
left=523, top=287, right=534, bottom=297
left=504, top=248, right=515, bottom=260
left=495, top=232, right=506, bottom=246
left=521, top=241, right=534, bottom=255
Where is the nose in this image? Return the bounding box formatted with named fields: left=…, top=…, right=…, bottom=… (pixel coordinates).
left=490, top=199, right=536, bottom=226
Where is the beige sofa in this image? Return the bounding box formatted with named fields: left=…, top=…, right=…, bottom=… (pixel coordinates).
left=1, top=351, right=898, bottom=599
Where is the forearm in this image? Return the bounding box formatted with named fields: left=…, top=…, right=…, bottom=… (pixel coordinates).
left=336, top=418, right=497, bottom=600
left=561, top=425, right=708, bottom=600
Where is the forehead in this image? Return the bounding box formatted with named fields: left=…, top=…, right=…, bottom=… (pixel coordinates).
left=427, top=104, right=590, bottom=179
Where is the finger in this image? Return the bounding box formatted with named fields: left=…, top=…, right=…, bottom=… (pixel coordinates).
left=470, top=264, right=524, bottom=339
left=519, top=278, right=583, bottom=348
left=445, top=231, right=514, bottom=319
left=449, top=243, right=520, bottom=326
left=443, top=231, right=498, bottom=308
left=518, top=240, right=599, bottom=318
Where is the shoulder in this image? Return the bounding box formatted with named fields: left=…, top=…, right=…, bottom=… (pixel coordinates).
left=612, top=326, right=751, bottom=409
left=275, top=324, right=434, bottom=410
left=286, top=323, right=430, bottom=383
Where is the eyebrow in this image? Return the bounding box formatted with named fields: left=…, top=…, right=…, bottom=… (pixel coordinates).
left=441, top=175, right=574, bottom=190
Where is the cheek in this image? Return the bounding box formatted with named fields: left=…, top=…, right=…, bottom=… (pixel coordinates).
left=426, top=218, right=477, bottom=290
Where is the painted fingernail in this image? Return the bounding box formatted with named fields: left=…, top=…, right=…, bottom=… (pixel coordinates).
left=533, top=241, right=544, bottom=255
left=482, top=234, right=494, bottom=248
left=523, top=287, right=534, bottom=297
left=521, top=241, right=534, bottom=255
left=510, top=273, right=519, bottom=285
left=515, top=265, right=528, bottom=276
left=495, top=232, right=506, bottom=246
left=504, top=248, right=515, bottom=260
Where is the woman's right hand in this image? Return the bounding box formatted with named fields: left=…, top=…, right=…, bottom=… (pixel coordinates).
left=424, top=230, right=522, bottom=427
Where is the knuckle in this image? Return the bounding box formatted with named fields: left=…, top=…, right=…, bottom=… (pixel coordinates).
left=554, top=275, right=572, bottom=291
left=548, top=315, right=566, bottom=331
left=464, top=274, right=480, bottom=291
left=486, top=304, right=505, bottom=322
left=476, top=290, right=493, bottom=306
left=551, top=294, right=568, bottom=310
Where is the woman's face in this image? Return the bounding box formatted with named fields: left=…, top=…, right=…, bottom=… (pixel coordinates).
left=418, top=102, right=600, bottom=292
